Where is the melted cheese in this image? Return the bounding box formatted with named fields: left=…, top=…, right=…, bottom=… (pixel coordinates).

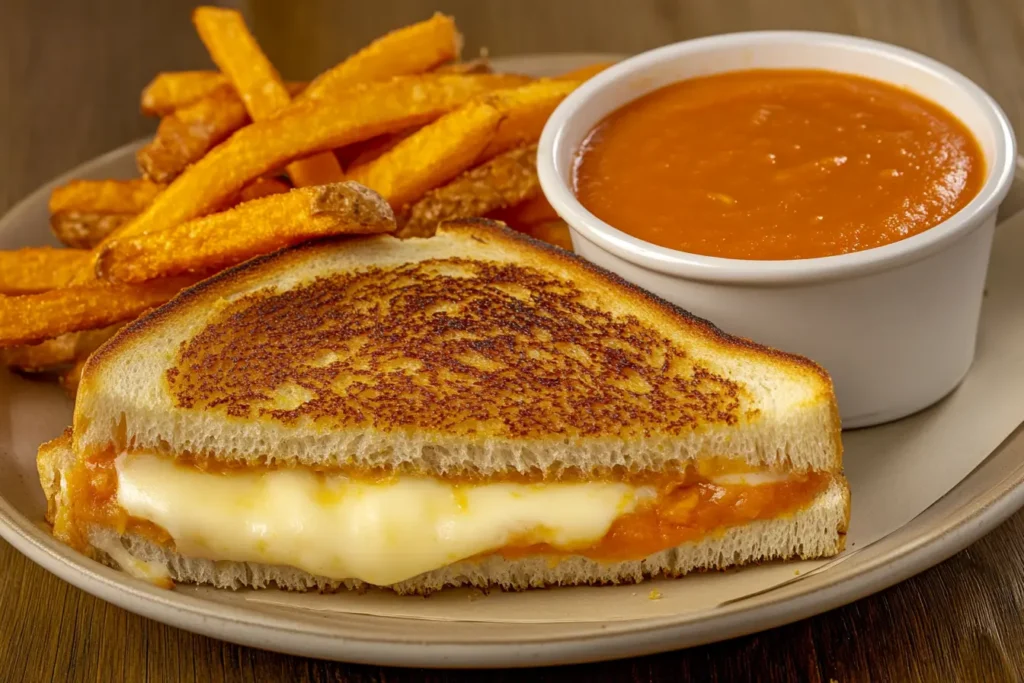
left=115, top=453, right=650, bottom=585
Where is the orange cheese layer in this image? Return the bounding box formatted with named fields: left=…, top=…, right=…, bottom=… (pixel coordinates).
left=56, top=450, right=830, bottom=565
left=501, top=472, right=829, bottom=561
left=56, top=451, right=171, bottom=552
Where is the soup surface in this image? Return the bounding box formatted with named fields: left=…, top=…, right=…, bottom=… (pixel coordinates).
left=573, top=69, right=985, bottom=260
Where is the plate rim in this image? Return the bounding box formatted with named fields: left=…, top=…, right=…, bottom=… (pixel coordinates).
left=2, top=52, right=1024, bottom=668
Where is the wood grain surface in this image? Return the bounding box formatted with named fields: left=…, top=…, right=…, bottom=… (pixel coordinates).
left=2, top=1, right=1024, bottom=680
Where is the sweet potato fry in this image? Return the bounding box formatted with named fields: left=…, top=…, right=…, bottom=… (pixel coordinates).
left=346, top=100, right=503, bottom=210
left=50, top=213, right=133, bottom=249
left=194, top=8, right=289, bottom=118
left=557, top=62, right=616, bottom=81
left=141, top=70, right=229, bottom=116
left=0, top=276, right=199, bottom=347
left=302, top=13, right=462, bottom=100
left=48, top=178, right=165, bottom=247
left=489, top=194, right=559, bottom=228
left=136, top=86, right=250, bottom=183
left=345, top=78, right=576, bottom=210
left=335, top=127, right=421, bottom=170
left=49, top=178, right=165, bottom=215
left=97, top=182, right=395, bottom=283
left=400, top=145, right=540, bottom=237
left=0, top=248, right=93, bottom=295
left=235, top=177, right=291, bottom=204
left=479, top=79, right=581, bottom=160
left=193, top=6, right=343, bottom=187
left=115, top=74, right=521, bottom=241
left=518, top=220, right=574, bottom=252
left=2, top=335, right=79, bottom=371
left=284, top=152, right=345, bottom=188
left=1, top=324, right=123, bottom=371
left=141, top=71, right=305, bottom=116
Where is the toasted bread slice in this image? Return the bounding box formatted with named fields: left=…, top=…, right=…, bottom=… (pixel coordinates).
left=73, top=219, right=841, bottom=477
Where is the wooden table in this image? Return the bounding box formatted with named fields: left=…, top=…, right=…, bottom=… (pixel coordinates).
left=2, top=1, right=1024, bottom=680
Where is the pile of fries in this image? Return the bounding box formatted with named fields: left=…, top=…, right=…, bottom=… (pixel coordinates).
left=0, top=8, right=606, bottom=394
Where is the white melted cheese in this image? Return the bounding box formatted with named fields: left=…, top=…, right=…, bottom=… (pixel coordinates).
left=114, top=453, right=648, bottom=586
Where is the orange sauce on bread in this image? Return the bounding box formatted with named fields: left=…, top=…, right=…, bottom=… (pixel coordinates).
left=55, top=450, right=831, bottom=563
left=501, top=472, right=829, bottom=561
left=573, top=69, right=985, bottom=260
left=56, top=449, right=172, bottom=552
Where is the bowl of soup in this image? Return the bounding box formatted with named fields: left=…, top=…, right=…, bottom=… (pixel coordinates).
left=537, top=31, right=1015, bottom=428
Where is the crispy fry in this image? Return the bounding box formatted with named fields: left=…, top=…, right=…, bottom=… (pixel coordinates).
left=2, top=335, right=78, bottom=371
left=0, top=248, right=93, bottom=295
left=136, top=86, right=250, bottom=183
left=0, top=276, right=199, bottom=348
left=49, top=178, right=163, bottom=215
left=236, top=177, right=291, bottom=203
left=2, top=335, right=79, bottom=371
left=557, top=61, right=616, bottom=81
left=1, top=324, right=123, bottom=371
left=194, top=7, right=289, bottom=118
left=60, top=357, right=88, bottom=397
left=48, top=178, right=164, bottom=247
left=346, top=100, right=503, bottom=209
left=336, top=127, right=421, bottom=170
left=60, top=178, right=292, bottom=275
left=97, top=182, right=395, bottom=283
left=285, top=152, right=345, bottom=188
left=115, top=74, right=521, bottom=242
left=400, top=145, right=540, bottom=237
left=345, top=79, right=576, bottom=210
left=479, top=79, right=580, bottom=160
left=302, top=13, right=462, bottom=100
left=518, top=220, right=574, bottom=251
left=489, top=194, right=559, bottom=228
left=141, top=72, right=305, bottom=116
left=193, top=6, right=343, bottom=187
left=141, top=71, right=229, bottom=116
left=50, top=213, right=134, bottom=249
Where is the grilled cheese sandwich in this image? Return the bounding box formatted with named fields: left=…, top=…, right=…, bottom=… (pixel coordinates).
left=38, top=219, right=849, bottom=594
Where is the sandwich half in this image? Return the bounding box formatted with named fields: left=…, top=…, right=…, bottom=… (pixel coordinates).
left=38, top=219, right=849, bottom=594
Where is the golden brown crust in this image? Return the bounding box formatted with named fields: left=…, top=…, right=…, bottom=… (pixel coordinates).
left=453, top=221, right=842, bottom=459
left=83, top=220, right=839, bottom=448
left=165, top=258, right=747, bottom=437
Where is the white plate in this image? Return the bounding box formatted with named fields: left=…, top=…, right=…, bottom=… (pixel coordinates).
left=3, top=54, right=1024, bottom=668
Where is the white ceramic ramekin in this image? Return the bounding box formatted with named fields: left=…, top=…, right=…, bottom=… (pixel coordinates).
left=538, top=31, right=1016, bottom=428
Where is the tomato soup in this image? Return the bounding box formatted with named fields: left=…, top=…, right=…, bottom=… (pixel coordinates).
left=572, top=69, right=985, bottom=260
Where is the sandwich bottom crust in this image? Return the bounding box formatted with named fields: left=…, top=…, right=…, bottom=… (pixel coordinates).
left=87, top=478, right=849, bottom=595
